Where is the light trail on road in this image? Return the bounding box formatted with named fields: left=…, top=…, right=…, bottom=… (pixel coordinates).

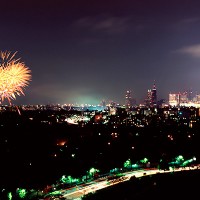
left=55, top=165, right=200, bottom=200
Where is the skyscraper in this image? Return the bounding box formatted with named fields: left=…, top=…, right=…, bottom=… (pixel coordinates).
left=125, top=90, right=132, bottom=110
left=145, top=89, right=152, bottom=107
left=125, top=90, right=136, bottom=111
left=151, top=81, right=157, bottom=106
left=145, top=81, right=157, bottom=107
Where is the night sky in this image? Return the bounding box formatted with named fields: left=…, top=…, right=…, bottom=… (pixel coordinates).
left=1, top=0, right=200, bottom=105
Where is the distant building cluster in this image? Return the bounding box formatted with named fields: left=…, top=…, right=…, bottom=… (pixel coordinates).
left=125, top=81, right=200, bottom=109
left=125, top=81, right=158, bottom=110
left=169, top=89, right=200, bottom=107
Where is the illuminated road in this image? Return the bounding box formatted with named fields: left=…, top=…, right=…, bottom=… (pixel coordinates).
left=56, top=165, right=199, bottom=200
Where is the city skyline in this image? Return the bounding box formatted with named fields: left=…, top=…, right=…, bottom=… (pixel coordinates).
left=1, top=0, right=200, bottom=105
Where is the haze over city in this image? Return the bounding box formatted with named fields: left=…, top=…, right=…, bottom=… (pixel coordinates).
left=1, top=0, right=200, bottom=105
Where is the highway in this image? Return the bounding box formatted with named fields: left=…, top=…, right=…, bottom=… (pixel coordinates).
left=50, top=165, right=199, bottom=200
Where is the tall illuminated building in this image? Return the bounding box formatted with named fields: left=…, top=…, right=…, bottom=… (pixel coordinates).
left=145, top=89, right=152, bottom=107
left=145, top=81, right=157, bottom=107
left=151, top=81, right=157, bottom=106
left=125, top=90, right=136, bottom=111
left=125, top=90, right=132, bottom=111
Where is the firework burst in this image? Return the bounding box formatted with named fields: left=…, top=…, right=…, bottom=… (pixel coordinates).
left=0, top=51, right=31, bottom=105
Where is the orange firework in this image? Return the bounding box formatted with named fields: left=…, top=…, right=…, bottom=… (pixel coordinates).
left=0, top=51, right=31, bottom=105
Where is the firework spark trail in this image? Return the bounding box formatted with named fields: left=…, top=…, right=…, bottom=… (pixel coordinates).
left=0, top=51, right=31, bottom=114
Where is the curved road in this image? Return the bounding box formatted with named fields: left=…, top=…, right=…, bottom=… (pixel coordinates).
left=50, top=165, right=200, bottom=200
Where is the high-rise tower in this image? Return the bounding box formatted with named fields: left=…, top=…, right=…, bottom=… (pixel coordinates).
left=125, top=90, right=132, bottom=110
left=145, top=81, right=157, bottom=107
left=151, top=80, right=157, bottom=106
left=125, top=90, right=136, bottom=110
left=145, top=89, right=152, bottom=106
